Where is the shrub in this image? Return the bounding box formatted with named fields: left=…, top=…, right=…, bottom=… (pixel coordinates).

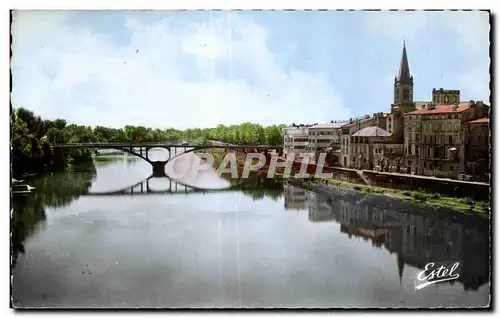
left=412, top=192, right=428, bottom=201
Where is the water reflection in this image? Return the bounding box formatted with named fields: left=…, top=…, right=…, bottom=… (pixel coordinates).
left=11, top=157, right=490, bottom=307
left=11, top=167, right=96, bottom=269
left=283, top=182, right=490, bottom=292
left=10, top=168, right=284, bottom=271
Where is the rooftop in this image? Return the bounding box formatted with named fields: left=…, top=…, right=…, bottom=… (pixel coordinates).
left=352, top=126, right=391, bottom=137
left=343, top=116, right=373, bottom=128
left=466, top=117, right=489, bottom=124
left=404, top=103, right=472, bottom=115
left=309, top=122, right=347, bottom=129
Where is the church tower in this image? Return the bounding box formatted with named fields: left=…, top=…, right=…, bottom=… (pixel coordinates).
left=390, top=42, right=416, bottom=142
left=392, top=42, right=415, bottom=112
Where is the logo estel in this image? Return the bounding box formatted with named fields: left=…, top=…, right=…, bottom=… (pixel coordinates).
left=415, top=261, right=461, bottom=290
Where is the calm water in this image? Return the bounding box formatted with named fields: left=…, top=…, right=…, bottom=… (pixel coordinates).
left=11, top=151, right=490, bottom=308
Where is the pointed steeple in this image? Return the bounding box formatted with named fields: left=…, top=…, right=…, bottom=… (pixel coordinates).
left=396, top=41, right=412, bottom=82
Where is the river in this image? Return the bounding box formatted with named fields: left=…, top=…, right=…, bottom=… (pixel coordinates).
left=11, top=150, right=490, bottom=308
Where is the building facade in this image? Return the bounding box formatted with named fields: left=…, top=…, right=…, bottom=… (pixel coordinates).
left=307, top=122, right=346, bottom=153
left=340, top=116, right=374, bottom=168
left=282, top=125, right=311, bottom=160
left=464, top=117, right=490, bottom=181
left=281, top=44, right=490, bottom=180
left=350, top=126, right=392, bottom=170
left=403, top=101, right=490, bottom=177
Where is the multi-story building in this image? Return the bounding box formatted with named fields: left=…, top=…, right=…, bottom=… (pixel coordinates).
left=350, top=126, right=392, bottom=170
left=282, top=124, right=311, bottom=160
left=403, top=100, right=490, bottom=177
left=306, top=122, right=347, bottom=153
left=283, top=43, right=490, bottom=180
left=372, top=140, right=405, bottom=172
left=340, top=115, right=374, bottom=168
left=339, top=113, right=390, bottom=169
left=464, top=116, right=490, bottom=181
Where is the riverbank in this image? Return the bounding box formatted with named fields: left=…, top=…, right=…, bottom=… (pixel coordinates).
left=202, top=148, right=489, bottom=215
left=291, top=178, right=489, bottom=216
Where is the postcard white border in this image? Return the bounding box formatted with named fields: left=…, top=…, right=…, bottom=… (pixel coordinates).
left=1, top=0, right=496, bottom=317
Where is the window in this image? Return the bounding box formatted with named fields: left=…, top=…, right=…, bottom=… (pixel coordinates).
left=408, top=160, right=412, bottom=166
left=403, top=88, right=410, bottom=100
left=448, top=135, right=452, bottom=145
left=447, top=123, right=451, bottom=131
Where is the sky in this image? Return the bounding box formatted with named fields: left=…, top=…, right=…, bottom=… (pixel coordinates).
left=11, top=10, right=490, bottom=129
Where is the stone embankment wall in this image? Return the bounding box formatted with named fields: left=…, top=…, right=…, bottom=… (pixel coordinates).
left=361, top=170, right=490, bottom=201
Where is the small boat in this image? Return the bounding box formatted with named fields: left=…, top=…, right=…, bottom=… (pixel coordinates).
left=11, top=184, right=35, bottom=196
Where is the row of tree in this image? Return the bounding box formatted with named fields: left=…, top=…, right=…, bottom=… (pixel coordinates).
left=11, top=106, right=286, bottom=178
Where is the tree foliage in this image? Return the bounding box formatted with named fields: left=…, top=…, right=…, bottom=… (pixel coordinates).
left=11, top=106, right=285, bottom=177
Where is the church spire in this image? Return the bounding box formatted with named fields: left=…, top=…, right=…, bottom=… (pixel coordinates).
left=396, top=41, right=412, bottom=82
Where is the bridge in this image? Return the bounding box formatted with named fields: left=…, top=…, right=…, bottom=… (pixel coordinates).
left=81, top=176, right=253, bottom=197
left=55, top=142, right=283, bottom=176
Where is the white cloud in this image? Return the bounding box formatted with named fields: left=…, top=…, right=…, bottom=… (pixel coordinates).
left=441, top=11, right=490, bottom=104
left=11, top=11, right=349, bottom=129
left=362, top=11, right=430, bottom=41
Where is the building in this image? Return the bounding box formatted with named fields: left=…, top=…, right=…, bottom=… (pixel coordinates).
left=340, top=115, right=374, bottom=168
left=464, top=117, right=490, bottom=181
left=372, top=140, right=405, bottom=172
left=350, top=126, right=392, bottom=170
left=306, top=122, right=347, bottom=153
left=282, top=43, right=490, bottom=179
left=388, top=42, right=417, bottom=142
left=282, top=124, right=311, bottom=160
left=403, top=100, right=490, bottom=177
left=387, top=43, right=490, bottom=178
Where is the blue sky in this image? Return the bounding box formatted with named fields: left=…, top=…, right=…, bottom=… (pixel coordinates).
left=11, top=10, right=489, bottom=129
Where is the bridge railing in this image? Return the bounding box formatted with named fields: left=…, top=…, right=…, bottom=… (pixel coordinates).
left=56, top=142, right=283, bottom=148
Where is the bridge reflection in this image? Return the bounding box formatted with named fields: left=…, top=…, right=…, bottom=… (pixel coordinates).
left=82, top=176, right=237, bottom=196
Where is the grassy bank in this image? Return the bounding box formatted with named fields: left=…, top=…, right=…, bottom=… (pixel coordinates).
left=299, top=177, right=489, bottom=215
